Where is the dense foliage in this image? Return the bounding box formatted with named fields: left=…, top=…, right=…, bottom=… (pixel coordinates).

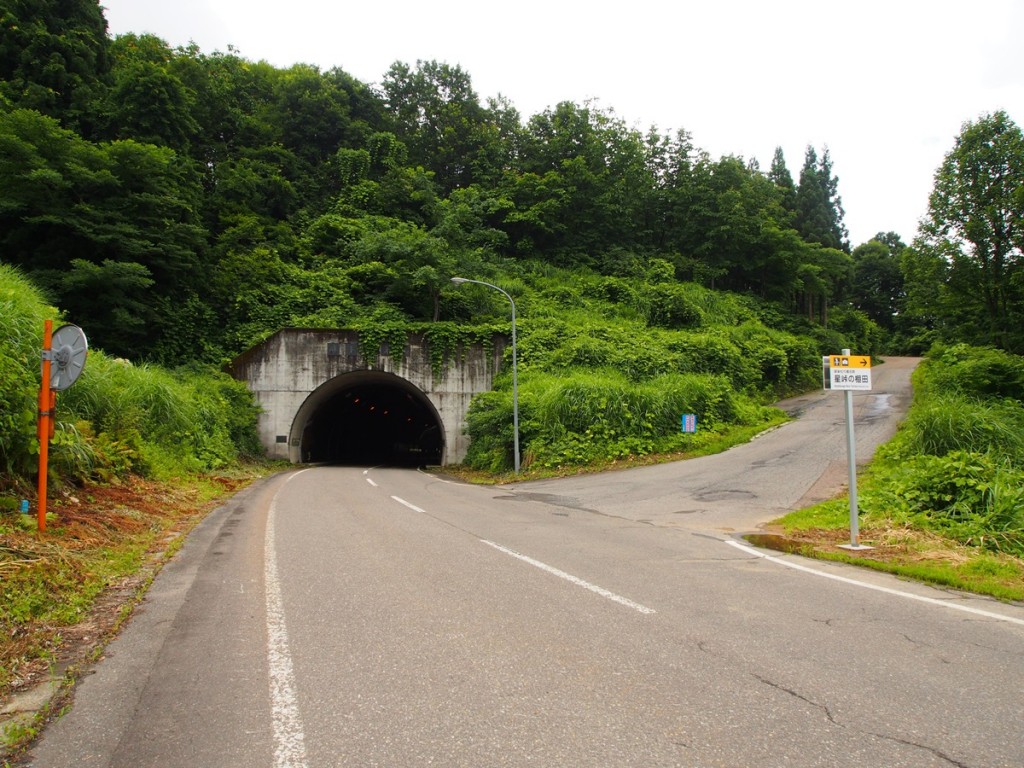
left=863, top=345, right=1024, bottom=556
left=1, top=4, right=1022, bottom=483
left=0, top=3, right=873, bottom=367
left=454, top=265, right=823, bottom=470
left=0, top=264, right=50, bottom=478
left=905, top=112, right=1024, bottom=353
left=0, top=265, right=260, bottom=488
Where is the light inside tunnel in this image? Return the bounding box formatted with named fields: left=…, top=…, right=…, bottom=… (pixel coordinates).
left=297, top=375, right=443, bottom=466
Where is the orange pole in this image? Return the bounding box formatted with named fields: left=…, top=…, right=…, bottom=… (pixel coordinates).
left=38, top=320, right=53, bottom=532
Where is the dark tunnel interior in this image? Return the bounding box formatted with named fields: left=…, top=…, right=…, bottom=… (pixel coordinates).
left=299, top=380, right=443, bottom=466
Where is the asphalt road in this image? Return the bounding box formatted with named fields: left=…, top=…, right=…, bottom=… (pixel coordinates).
left=25, top=358, right=1024, bottom=767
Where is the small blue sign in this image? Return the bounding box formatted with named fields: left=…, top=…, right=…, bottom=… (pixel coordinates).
left=681, top=414, right=698, bottom=434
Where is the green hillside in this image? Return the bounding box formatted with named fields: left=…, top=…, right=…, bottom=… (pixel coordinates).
left=0, top=3, right=1021, bottom=512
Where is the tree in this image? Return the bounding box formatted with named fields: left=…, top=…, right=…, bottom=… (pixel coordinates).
left=795, top=146, right=848, bottom=252
left=170, top=48, right=279, bottom=185
left=0, top=109, right=206, bottom=358
left=101, top=34, right=198, bottom=151
left=56, top=258, right=155, bottom=355
left=0, top=0, right=110, bottom=134
left=265, top=64, right=359, bottom=166
left=661, top=150, right=805, bottom=301
left=381, top=60, right=492, bottom=194
left=850, top=233, right=906, bottom=331
left=768, top=146, right=797, bottom=223
left=509, top=101, right=658, bottom=265
left=916, top=111, right=1024, bottom=350
left=897, top=244, right=948, bottom=352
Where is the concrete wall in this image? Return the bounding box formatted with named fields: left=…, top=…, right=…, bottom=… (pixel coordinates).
left=228, top=329, right=507, bottom=464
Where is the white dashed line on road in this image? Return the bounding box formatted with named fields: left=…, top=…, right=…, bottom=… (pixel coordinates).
left=482, top=539, right=656, bottom=615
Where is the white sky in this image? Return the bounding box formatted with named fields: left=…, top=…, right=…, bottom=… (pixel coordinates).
left=100, top=0, right=1023, bottom=247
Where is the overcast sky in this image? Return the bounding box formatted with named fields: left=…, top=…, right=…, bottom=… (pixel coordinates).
left=100, top=0, right=1023, bottom=247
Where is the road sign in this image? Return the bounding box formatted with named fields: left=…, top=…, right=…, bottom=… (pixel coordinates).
left=824, top=354, right=872, bottom=391
left=681, top=414, right=697, bottom=434
left=824, top=350, right=875, bottom=550
left=829, top=354, right=870, bottom=369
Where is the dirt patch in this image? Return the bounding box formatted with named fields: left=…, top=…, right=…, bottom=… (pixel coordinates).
left=0, top=475, right=252, bottom=735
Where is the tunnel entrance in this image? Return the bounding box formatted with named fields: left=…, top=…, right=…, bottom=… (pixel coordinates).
left=293, top=371, right=444, bottom=466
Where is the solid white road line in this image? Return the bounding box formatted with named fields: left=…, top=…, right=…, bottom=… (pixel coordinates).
left=726, top=539, right=1024, bottom=628
left=265, top=471, right=311, bottom=768
left=482, top=540, right=657, bottom=615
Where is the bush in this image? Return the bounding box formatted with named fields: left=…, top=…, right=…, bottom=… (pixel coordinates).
left=645, top=283, right=706, bottom=329
left=865, top=344, right=1024, bottom=556
left=880, top=393, right=1024, bottom=466
left=827, top=305, right=885, bottom=356
left=60, top=354, right=262, bottom=479
left=867, top=451, right=1024, bottom=555
left=665, top=332, right=746, bottom=384
left=918, top=344, right=1024, bottom=401
left=547, top=328, right=673, bottom=381
left=464, top=368, right=769, bottom=471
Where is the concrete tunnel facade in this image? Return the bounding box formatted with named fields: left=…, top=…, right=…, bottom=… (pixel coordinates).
left=228, top=329, right=508, bottom=466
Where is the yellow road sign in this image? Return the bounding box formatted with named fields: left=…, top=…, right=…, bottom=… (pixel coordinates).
left=829, top=355, right=871, bottom=369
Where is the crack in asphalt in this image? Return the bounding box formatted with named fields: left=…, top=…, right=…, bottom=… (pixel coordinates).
left=752, top=674, right=839, bottom=726
left=493, top=492, right=603, bottom=516
left=870, top=733, right=973, bottom=768
left=752, top=674, right=974, bottom=767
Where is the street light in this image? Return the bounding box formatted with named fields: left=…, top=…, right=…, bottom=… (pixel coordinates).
left=450, top=277, right=520, bottom=473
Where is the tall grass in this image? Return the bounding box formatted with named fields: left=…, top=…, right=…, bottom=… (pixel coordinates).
left=881, top=393, right=1024, bottom=464
left=0, top=267, right=262, bottom=488
left=465, top=368, right=774, bottom=471
left=58, top=353, right=261, bottom=480
left=866, top=345, right=1024, bottom=556
left=0, top=265, right=55, bottom=479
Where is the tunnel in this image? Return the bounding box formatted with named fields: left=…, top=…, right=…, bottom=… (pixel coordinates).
left=292, top=371, right=445, bottom=466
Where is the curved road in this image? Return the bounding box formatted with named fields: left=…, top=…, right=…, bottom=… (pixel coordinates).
left=502, top=356, right=921, bottom=534
left=26, top=358, right=1024, bottom=767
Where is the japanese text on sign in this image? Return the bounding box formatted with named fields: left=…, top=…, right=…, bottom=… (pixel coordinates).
left=825, top=353, right=872, bottom=390
left=831, top=370, right=872, bottom=390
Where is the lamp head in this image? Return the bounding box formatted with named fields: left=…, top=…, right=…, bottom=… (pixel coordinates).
left=450, top=277, right=469, bottom=285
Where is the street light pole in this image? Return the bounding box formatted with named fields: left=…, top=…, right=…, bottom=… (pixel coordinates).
left=450, top=277, right=520, bottom=473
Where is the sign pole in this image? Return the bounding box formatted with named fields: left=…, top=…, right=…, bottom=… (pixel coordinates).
left=824, top=349, right=873, bottom=550
left=839, top=347, right=870, bottom=550
left=844, top=379, right=859, bottom=547
left=37, top=320, right=53, bottom=532
left=34, top=322, right=88, bottom=533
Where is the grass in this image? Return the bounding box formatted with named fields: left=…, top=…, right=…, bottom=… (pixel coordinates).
left=444, top=413, right=790, bottom=484
left=770, top=499, right=1024, bottom=602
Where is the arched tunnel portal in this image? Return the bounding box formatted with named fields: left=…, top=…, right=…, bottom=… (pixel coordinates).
left=292, top=371, right=444, bottom=466
left=229, top=328, right=506, bottom=465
